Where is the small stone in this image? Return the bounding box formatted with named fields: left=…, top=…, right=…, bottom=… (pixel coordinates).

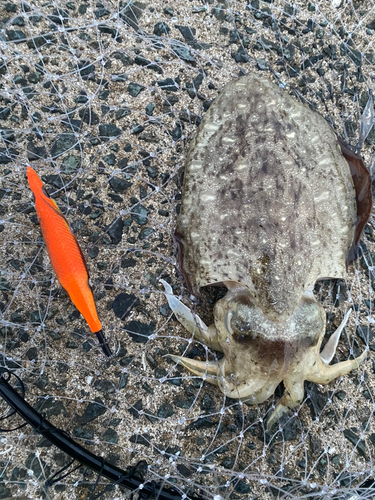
left=109, top=176, right=132, bottom=193
left=99, top=123, right=121, bottom=140
left=51, top=133, right=76, bottom=157
left=112, top=293, right=140, bottom=320
left=171, top=42, right=195, bottom=62
left=127, top=82, right=145, bottom=97
left=103, top=428, right=118, bottom=444
left=125, top=320, right=156, bottom=343
left=145, top=103, right=155, bottom=116
left=157, top=402, right=174, bottom=419
left=153, top=22, right=170, bottom=36
left=157, top=77, right=179, bottom=91
left=74, top=426, right=94, bottom=439
left=115, top=107, right=131, bottom=119
left=128, top=399, right=143, bottom=418
left=343, top=429, right=367, bottom=458
left=107, top=217, right=123, bottom=244
left=139, top=227, right=154, bottom=240
left=0, top=107, right=11, bottom=120
left=61, top=155, right=81, bottom=173
left=103, top=153, right=116, bottom=165
left=77, top=398, right=107, bottom=424
left=132, top=204, right=149, bottom=225
left=121, top=257, right=136, bottom=268
left=129, top=433, right=150, bottom=447
left=79, top=108, right=99, bottom=124
left=6, top=29, right=26, bottom=42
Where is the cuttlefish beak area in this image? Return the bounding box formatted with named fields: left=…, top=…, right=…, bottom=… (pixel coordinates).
left=161, top=280, right=367, bottom=430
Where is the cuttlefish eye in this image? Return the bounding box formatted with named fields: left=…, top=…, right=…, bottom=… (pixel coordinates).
left=224, top=305, right=256, bottom=345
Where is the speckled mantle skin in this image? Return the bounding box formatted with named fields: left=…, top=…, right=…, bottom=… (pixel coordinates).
left=177, top=73, right=356, bottom=322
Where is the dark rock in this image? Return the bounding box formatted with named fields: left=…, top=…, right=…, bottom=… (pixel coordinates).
left=157, top=77, right=179, bottom=91
left=112, top=293, right=140, bottom=320
left=51, top=133, right=76, bottom=157
left=109, top=176, right=132, bottom=193
left=138, top=227, right=154, bottom=240
left=36, top=398, right=67, bottom=419
left=120, top=1, right=146, bottom=30
left=25, top=347, right=38, bottom=360
left=343, top=429, right=367, bottom=458
left=111, top=73, right=128, bottom=82
left=171, top=42, right=195, bottom=62
left=103, top=153, right=116, bottom=165
left=177, top=464, right=192, bottom=477
left=121, top=257, right=136, bottom=268
left=78, top=60, right=95, bottom=78
left=77, top=398, right=107, bottom=424
left=125, top=320, right=156, bottom=343
left=187, top=416, right=217, bottom=429
left=157, top=402, right=174, bottom=418
left=234, top=481, right=251, bottom=494
left=176, top=25, right=196, bottom=42
left=62, top=155, right=81, bottom=173
left=107, top=217, right=123, bottom=244
left=134, top=55, right=162, bottom=73
left=132, top=124, right=144, bottom=134
left=42, top=174, right=64, bottom=189
left=49, top=7, right=69, bottom=24
left=78, top=108, right=99, bottom=125
left=6, top=29, right=26, bottom=42
left=108, top=193, right=123, bottom=203
left=27, top=142, right=47, bottom=161
left=145, top=103, right=155, bottom=116
left=0, top=147, right=18, bottom=163
left=233, top=46, right=251, bottom=63
left=103, top=428, right=118, bottom=444
left=115, top=107, right=131, bottom=119
left=200, top=393, right=216, bottom=413
left=98, top=24, right=118, bottom=38
left=153, top=22, right=170, bottom=36
left=112, top=51, right=134, bottom=66
left=131, top=204, right=149, bottom=225
left=129, top=433, right=150, bottom=446
left=173, top=395, right=195, bottom=409
left=93, top=379, right=115, bottom=394
left=127, top=82, right=145, bottom=97
left=99, top=123, right=121, bottom=140
left=25, top=453, right=51, bottom=479
left=74, top=426, right=94, bottom=439
left=171, top=123, right=183, bottom=141
left=0, top=107, right=11, bottom=120
left=95, top=7, right=110, bottom=18
left=212, top=4, right=226, bottom=21
left=61, top=118, right=82, bottom=132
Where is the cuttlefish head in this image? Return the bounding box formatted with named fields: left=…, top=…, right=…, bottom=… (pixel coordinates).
left=162, top=281, right=366, bottom=429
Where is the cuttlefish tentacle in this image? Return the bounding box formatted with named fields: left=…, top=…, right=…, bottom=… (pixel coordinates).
left=307, top=350, right=367, bottom=384
left=266, top=377, right=305, bottom=430
left=164, top=354, right=221, bottom=386
left=160, top=279, right=222, bottom=351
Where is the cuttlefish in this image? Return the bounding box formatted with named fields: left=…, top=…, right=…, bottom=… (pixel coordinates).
left=161, top=73, right=372, bottom=429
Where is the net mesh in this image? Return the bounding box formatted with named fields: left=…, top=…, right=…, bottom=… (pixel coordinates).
left=0, top=0, right=375, bottom=498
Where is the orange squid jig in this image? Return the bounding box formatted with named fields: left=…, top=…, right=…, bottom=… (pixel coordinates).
left=27, top=166, right=112, bottom=357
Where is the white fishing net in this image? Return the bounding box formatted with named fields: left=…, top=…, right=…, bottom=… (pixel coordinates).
left=0, top=0, right=375, bottom=499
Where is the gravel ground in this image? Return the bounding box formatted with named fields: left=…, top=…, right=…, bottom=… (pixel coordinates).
left=0, top=1, right=374, bottom=499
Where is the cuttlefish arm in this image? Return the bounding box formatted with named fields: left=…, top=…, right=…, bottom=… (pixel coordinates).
left=161, top=283, right=366, bottom=429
